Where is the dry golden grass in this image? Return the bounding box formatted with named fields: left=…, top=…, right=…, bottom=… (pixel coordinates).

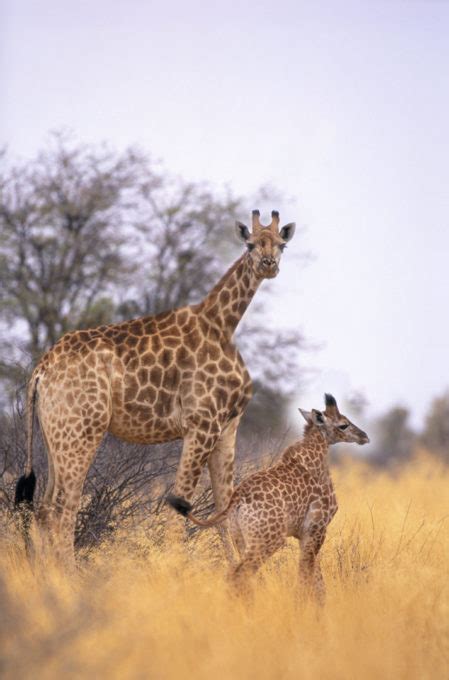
left=1, top=454, right=448, bottom=679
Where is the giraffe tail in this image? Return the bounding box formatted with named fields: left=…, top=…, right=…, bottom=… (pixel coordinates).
left=15, top=375, right=39, bottom=512
left=166, top=494, right=231, bottom=528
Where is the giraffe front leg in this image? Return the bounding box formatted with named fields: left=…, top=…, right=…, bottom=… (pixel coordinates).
left=298, top=526, right=327, bottom=605
left=207, top=417, right=240, bottom=563
left=167, top=429, right=218, bottom=544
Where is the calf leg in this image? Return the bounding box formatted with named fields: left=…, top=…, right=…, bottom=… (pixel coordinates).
left=230, top=532, right=285, bottom=594
left=229, top=545, right=269, bottom=598
left=298, top=526, right=327, bottom=605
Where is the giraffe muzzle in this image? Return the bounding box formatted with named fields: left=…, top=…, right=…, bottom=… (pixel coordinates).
left=358, top=431, right=370, bottom=445
left=259, top=257, right=279, bottom=277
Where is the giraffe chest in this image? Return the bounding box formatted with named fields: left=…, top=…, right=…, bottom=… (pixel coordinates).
left=287, top=476, right=337, bottom=536
left=188, top=345, right=252, bottom=412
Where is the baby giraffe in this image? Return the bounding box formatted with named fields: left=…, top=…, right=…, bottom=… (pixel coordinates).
left=168, top=394, right=369, bottom=601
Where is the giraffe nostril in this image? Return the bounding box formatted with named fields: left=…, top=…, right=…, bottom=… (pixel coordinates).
left=262, top=257, right=274, bottom=267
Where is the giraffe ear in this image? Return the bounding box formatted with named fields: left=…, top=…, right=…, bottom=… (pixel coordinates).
left=299, top=408, right=327, bottom=427
left=311, top=409, right=326, bottom=426
left=298, top=408, right=312, bottom=424
left=235, top=221, right=251, bottom=242
left=279, top=222, right=296, bottom=242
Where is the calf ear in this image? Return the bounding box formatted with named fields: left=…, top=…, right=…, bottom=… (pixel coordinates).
left=298, top=408, right=313, bottom=424
left=311, top=409, right=326, bottom=426
left=235, top=221, right=251, bottom=242
left=279, top=222, right=296, bottom=242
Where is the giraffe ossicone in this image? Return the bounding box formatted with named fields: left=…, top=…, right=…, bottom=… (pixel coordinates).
left=15, top=210, right=296, bottom=566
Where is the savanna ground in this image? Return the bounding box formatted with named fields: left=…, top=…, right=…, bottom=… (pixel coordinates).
left=1, top=454, right=448, bottom=680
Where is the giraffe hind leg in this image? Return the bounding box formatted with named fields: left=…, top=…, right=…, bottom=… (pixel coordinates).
left=229, top=532, right=285, bottom=594
left=228, top=509, right=245, bottom=557
left=37, top=425, right=55, bottom=533
left=36, top=360, right=112, bottom=568
left=51, top=438, right=105, bottom=566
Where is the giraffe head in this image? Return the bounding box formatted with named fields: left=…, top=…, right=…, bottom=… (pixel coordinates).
left=299, top=393, right=370, bottom=445
left=235, top=209, right=296, bottom=279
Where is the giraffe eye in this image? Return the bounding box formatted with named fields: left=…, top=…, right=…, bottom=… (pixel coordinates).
left=247, top=243, right=255, bottom=251
left=339, top=424, right=349, bottom=430
left=279, top=243, right=287, bottom=251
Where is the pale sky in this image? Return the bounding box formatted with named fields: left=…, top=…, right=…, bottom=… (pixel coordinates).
left=2, top=0, right=449, bottom=428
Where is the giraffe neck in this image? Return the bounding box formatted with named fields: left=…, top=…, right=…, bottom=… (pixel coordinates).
left=283, top=425, right=330, bottom=477
left=195, top=253, right=262, bottom=338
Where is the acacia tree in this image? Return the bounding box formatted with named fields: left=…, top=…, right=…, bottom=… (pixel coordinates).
left=0, top=137, right=144, bottom=385
left=0, top=134, right=304, bottom=430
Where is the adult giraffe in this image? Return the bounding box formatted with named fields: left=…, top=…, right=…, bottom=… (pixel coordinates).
left=15, top=210, right=296, bottom=564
